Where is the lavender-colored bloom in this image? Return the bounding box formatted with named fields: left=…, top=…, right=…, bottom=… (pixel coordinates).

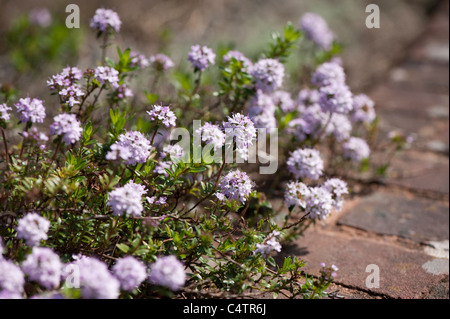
left=49, top=113, right=83, bottom=145
left=22, top=247, right=62, bottom=290
left=0, top=290, right=22, bottom=299
left=287, top=148, right=324, bottom=181
left=248, top=90, right=277, bottom=131
left=15, top=97, right=46, bottom=124
left=149, top=54, right=175, bottom=71
left=319, top=81, right=353, bottom=114
left=154, top=161, right=172, bottom=177
left=115, top=84, right=133, bottom=100
left=323, top=178, right=349, bottom=211
left=196, top=122, right=226, bottom=151
left=343, top=137, right=370, bottom=162
left=223, top=113, right=257, bottom=161
left=16, top=213, right=50, bottom=247
left=70, top=256, right=120, bottom=299
left=305, top=186, right=334, bottom=220
left=160, top=144, right=185, bottom=162
left=47, top=66, right=83, bottom=91
left=325, top=114, right=352, bottom=142
left=253, top=230, right=282, bottom=256
left=297, top=88, right=320, bottom=111
left=29, top=8, right=52, bottom=28
left=147, top=104, right=177, bottom=128
left=108, top=131, right=152, bottom=165
left=272, top=90, right=295, bottom=113
left=250, top=58, right=285, bottom=93
left=299, top=13, right=334, bottom=51
left=90, top=8, right=122, bottom=33
left=107, top=180, right=146, bottom=217
left=112, top=256, right=147, bottom=292
left=149, top=255, right=186, bottom=291
left=284, top=181, right=311, bottom=209
left=94, top=66, right=120, bottom=88
left=0, top=103, right=12, bottom=122
left=146, top=196, right=167, bottom=206
left=188, top=44, right=216, bottom=71
left=223, top=50, right=253, bottom=70
left=216, top=169, right=254, bottom=204
left=0, top=259, right=25, bottom=294
left=289, top=103, right=328, bottom=141
left=58, top=84, right=85, bottom=107
left=351, top=94, right=376, bottom=124
left=312, top=62, right=346, bottom=87
left=129, top=51, right=150, bottom=69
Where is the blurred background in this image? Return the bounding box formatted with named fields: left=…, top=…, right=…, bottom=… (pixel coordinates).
left=0, top=0, right=442, bottom=97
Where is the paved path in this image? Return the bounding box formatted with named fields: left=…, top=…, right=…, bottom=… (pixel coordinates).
left=286, top=0, right=449, bottom=299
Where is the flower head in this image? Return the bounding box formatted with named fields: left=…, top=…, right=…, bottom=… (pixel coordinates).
left=0, top=259, right=25, bottom=294
left=149, top=255, right=186, bottom=291
left=129, top=51, right=150, bottom=69
left=305, top=186, right=334, bottom=220
left=0, top=103, right=12, bottom=122
left=188, top=44, right=216, bottom=71
left=351, top=94, right=376, bottom=124
left=284, top=181, right=311, bottom=209
left=107, top=131, right=152, bottom=165
left=312, top=62, right=346, bottom=87
left=196, top=122, right=226, bottom=151
left=16, top=213, right=50, bottom=247
left=253, top=230, right=282, bottom=257
left=343, top=137, right=370, bottom=162
left=223, top=113, right=257, bottom=161
left=107, top=180, right=146, bottom=217
left=94, top=66, right=119, bottom=88
left=250, top=58, right=284, bottom=93
left=90, top=8, right=121, bottom=33
left=149, top=54, right=174, bottom=71
left=323, top=178, right=349, bottom=211
left=22, top=247, right=62, bottom=290
left=49, top=113, right=83, bottom=145
left=216, top=169, right=254, bottom=205
left=272, top=90, right=295, bottom=113
left=112, top=256, right=147, bottom=292
left=287, top=148, right=324, bottom=180
left=299, top=13, right=334, bottom=51
left=248, top=90, right=277, bottom=131
left=15, top=98, right=46, bottom=124
left=147, top=104, right=177, bottom=128
left=319, top=81, right=353, bottom=114
left=222, top=50, right=253, bottom=70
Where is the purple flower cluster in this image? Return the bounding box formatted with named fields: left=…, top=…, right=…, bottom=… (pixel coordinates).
left=106, top=131, right=152, bottom=165
left=0, top=259, right=24, bottom=296
left=323, top=178, right=349, bottom=211
left=325, top=114, right=352, bottom=142
left=188, top=44, right=216, bottom=71
left=351, top=94, right=376, bottom=124
left=299, top=13, right=334, bottom=51
left=253, top=230, right=282, bottom=257
left=49, top=113, right=83, bottom=145
left=147, top=104, right=177, bottom=128
left=22, top=247, right=62, bottom=290
left=16, top=213, right=50, bottom=247
left=149, top=54, right=175, bottom=71
left=107, top=180, right=147, bottom=217
left=223, top=113, right=257, bottom=161
left=248, top=90, right=277, bottom=131
left=318, top=81, right=353, bottom=114
left=129, top=51, right=150, bottom=69
left=148, top=255, right=186, bottom=291
left=90, top=8, right=122, bottom=33
left=29, top=8, right=52, bottom=28
left=0, top=103, right=12, bottom=122
left=312, top=62, right=346, bottom=87
left=216, top=169, right=254, bottom=205
left=47, top=66, right=83, bottom=90
left=284, top=181, right=310, bottom=209
left=272, top=90, right=295, bottom=113
left=15, top=97, right=46, bottom=124
left=250, top=58, right=285, bottom=93
left=343, top=137, right=371, bottom=163
left=112, top=256, right=147, bottom=292
left=58, top=85, right=85, bottom=108
left=287, top=148, right=324, bottom=181
left=94, top=66, right=120, bottom=88
left=223, top=50, right=253, bottom=70
left=196, top=122, right=226, bottom=151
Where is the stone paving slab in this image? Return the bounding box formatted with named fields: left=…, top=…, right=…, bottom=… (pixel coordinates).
left=337, top=191, right=449, bottom=244
left=279, top=230, right=448, bottom=299
left=387, top=150, right=449, bottom=194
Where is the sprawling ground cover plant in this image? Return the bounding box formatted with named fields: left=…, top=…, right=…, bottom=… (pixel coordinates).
left=0, top=8, right=412, bottom=299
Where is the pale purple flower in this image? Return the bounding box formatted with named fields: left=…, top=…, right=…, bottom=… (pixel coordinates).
left=351, top=94, right=376, bottom=124
left=49, top=113, right=83, bottom=145
left=299, top=13, right=334, bottom=51
left=297, top=88, right=320, bottom=110
left=223, top=50, right=253, bottom=70
left=343, top=137, right=370, bottom=162
left=325, top=114, right=352, bottom=142
left=154, top=161, right=172, bottom=177
left=58, top=84, right=85, bottom=107
left=107, top=180, right=146, bottom=217
left=149, top=54, right=174, bottom=71
left=196, top=122, right=226, bottom=151
left=305, top=186, right=334, bottom=220
left=108, top=131, right=152, bottom=165
left=250, top=58, right=284, bottom=93
left=146, top=196, right=167, bottom=206
left=312, top=62, right=346, bottom=87
left=319, top=81, right=353, bottom=114
left=70, top=256, right=120, bottom=299
left=112, top=256, right=147, bottom=292
left=323, top=178, right=349, bottom=211
left=149, top=255, right=186, bottom=291
left=272, top=90, right=295, bottom=113
left=94, top=66, right=120, bottom=88
left=15, top=97, right=46, bottom=124
left=253, top=230, right=282, bottom=256
left=29, top=8, right=52, bottom=28
left=216, top=169, right=254, bottom=204
left=0, top=259, right=25, bottom=294
left=47, top=66, right=83, bottom=90
left=115, top=84, right=133, bottom=100
left=223, top=113, right=257, bottom=161
left=22, top=247, right=62, bottom=290
left=90, top=8, right=122, bottom=33
left=129, top=51, right=150, bottom=69
left=16, top=213, right=50, bottom=247
left=248, top=90, right=277, bottom=131
left=0, top=290, right=22, bottom=299
left=188, top=44, right=216, bottom=71
left=288, top=103, right=328, bottom=141
left=147, top=104, right=177, bottom=128
left=287, top=148, right=324, bottom=180
left=0, top=103, right=12, bottom=122
left=284, top=181, right=311, bottom=209
left=160, top=144, right=185, bottom=162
